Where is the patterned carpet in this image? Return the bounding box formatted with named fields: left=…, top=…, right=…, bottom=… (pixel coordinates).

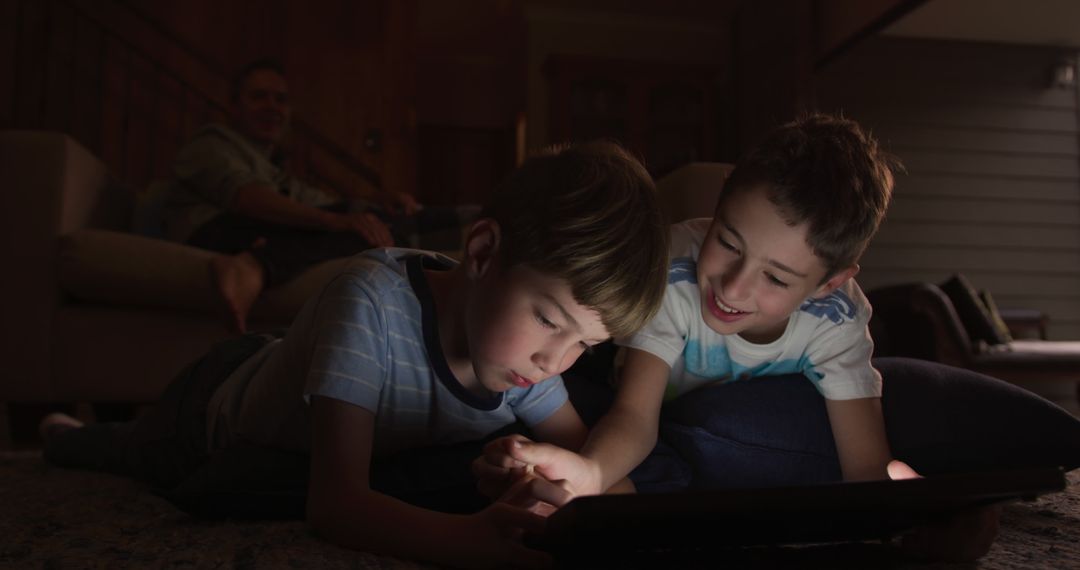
left=1, top=451, right=1077, bottom=569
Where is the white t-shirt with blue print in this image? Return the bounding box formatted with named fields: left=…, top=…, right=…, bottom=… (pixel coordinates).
left=618, top=219, right=881, bottom=402
left=206, top=248, right=569, bottom=457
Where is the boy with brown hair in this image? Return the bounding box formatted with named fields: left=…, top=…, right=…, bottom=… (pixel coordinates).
left=482, top=113, right=898, bottom=489
left=480, top=114, right=1005, bottom=560
left=41, top=141, right=670, bottom=568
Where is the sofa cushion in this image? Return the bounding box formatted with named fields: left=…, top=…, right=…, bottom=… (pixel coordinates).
left=57, top=229, right=349, bottom=322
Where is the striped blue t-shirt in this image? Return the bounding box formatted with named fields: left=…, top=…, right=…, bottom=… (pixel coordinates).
left=206, top=248, right=569, bottom=456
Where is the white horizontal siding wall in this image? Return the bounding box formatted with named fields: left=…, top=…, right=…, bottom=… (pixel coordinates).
left=817, top=37, right=1080, bottom=340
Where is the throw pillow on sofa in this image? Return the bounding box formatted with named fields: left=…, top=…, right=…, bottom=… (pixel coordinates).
left=939, top=274, right=1010, bottom=347
left=978, top=288, right=1014, bottom=344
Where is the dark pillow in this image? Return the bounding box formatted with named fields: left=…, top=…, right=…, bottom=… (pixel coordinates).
left=635, top=357, right=1080, bottom=492
left=978, top=289, right=1014, bottom=344
left=939, top=274, right=1010, bottom=346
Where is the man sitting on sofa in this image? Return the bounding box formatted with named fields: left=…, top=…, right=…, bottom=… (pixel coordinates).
left=161, top=58, right=437, bottom=333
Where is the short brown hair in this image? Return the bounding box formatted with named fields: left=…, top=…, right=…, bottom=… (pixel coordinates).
left=720, top=113, right=900, bottom=278
left=483, top=141, right=669, bottom=338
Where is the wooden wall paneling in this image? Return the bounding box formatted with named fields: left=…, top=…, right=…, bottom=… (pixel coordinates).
left=834, top=102, right=1076, bottom=133
left=0, top=0, right=19, bottom=127
left=415, top=0, right=526, bottom=206
left=181, top=87, right=206, bottom=140
left=818, top=37, right=1080, bottom=339
left=895, top=173, right=1078, bottom=201
left=381, top=0, right=418, bottom=199
left=42, top=0, right=75, bottom=133
left=734, top=0, right=815, bottom=152
left=874, top=221, right=1080, bottom=250
left=416, top=125, right=515, bottom=206
left=116, top=0, right=284, bottom=85
left=873, top=126, right=1077, bottom=156
left=819, top=77, right=1077, bottom=111
left=99, top=36, right=128, bottom=179
left=860, top=245, right=1080, bottom=274
left=123, top=51, right=153, bottom=189
left=13, top=0, right=48, bottom=129
left=894, top=149, right=1078, bottom=179
left=152, top=72, right=184, bottom=183
left=544, top=55, right=722, bottom=177
left=70, top=12, right=104, bottom=153
left=885, top=196, right=1079, bottom=226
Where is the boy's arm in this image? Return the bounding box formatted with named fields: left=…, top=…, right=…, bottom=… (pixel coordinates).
left=824, top=396, right=892, bottom=481
left=530, top=400, right=636, bottom=495
left=578, top=348, right=671, bottom=493
left=306, top=395, right=550, bottom=569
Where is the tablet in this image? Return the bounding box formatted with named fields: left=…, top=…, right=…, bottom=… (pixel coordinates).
left=535, top=467, right=1066, bottom=559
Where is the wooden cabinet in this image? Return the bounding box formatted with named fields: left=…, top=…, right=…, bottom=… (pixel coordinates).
left=544, top=55, right=726, bottom=178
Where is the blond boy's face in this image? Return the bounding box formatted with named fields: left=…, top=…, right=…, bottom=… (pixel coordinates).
left=697, top=185, right=848, bottom=344
left=468, top=264, right=609, bottom=394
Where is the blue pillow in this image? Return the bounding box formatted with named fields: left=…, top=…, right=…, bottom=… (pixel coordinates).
left=631, top=357, right=1080, bottom=492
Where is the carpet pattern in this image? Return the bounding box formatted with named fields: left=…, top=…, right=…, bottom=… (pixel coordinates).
left=1, top=451, right=1077, bottom=568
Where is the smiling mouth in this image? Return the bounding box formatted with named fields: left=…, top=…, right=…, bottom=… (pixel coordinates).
left=713, top=294, right=745, bottom=315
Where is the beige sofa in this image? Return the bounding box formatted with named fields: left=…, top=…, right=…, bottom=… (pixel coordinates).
left=0, top=129, right=730, bottom=439
left=0, top=130, right=363, bottom=410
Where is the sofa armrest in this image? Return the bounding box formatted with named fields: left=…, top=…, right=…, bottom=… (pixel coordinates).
left=58, top=229, right=350, bottom=323
left=868, top=282, right=976, bottom=366
left=0, top=131, right=117, bottom=399
left=58, top=229, right=220, bottom=312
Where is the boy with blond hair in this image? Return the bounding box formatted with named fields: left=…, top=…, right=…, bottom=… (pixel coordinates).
left=41, top=141, right=670, bottom=568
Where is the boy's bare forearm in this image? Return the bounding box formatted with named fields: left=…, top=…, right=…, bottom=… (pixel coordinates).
left=825, top=396, right=893, bottom=481
left=578, top=348, right=670, bottom=493
left=580, top=405, right=659, bottom=492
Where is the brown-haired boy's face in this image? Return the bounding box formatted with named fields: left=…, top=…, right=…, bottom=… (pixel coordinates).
left=466, top=264, right=609, bottom=395
left=232, top=69, right=291, bottom=147
left=697, top=186, right=845, bottom=344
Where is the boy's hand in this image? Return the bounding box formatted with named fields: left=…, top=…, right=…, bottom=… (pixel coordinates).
left=497, top=465, right=574, bottom=517
left=888, top=460, right=1002, bottom=562
left=473, top=435, right=528, bottom=500
left=461, top=503, right=552, bottom=569
left=473, top=435, right=603, bottom=501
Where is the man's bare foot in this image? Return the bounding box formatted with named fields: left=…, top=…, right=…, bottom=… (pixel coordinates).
left=39, top=412, right=84, bottom=443
left=209, top=252, right=265, bottom=333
